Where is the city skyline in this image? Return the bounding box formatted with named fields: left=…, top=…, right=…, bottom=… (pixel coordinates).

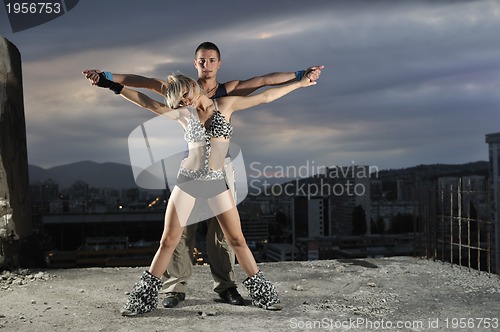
left=1, top=0, right=499, bottom=171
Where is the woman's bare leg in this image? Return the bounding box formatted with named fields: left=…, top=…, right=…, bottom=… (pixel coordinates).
left=149, top=186, right=196, bottom=277
left=208, top=190, right=258, bottom=277
left=122, top=186, right=198, bottom=316
left=208, top=189, right=282, bottom=311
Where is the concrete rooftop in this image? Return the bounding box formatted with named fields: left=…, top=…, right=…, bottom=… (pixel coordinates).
left=1, top=256, right=500, bottom=332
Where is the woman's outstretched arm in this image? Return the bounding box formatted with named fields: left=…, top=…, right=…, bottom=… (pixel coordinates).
left=221, top=74, right=318, bottom=114
left=225, top=65, right=324, bottom=96
left=119, top=87, right=172, bottom=116
left=82, top=70, right=172, bottom=116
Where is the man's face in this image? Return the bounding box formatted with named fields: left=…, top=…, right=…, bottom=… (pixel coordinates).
left=194, top=49, right=221, bottom=80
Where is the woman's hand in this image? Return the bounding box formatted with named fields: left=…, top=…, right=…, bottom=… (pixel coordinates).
left=82, top=70, right=123, bottom=94
left=299, top=74, right=318, bottom=87
left=82, top=69, right=102, bottom=85
left=299, top=66, right=323, bottom=87
left=306, top=65, right=324, bottom=82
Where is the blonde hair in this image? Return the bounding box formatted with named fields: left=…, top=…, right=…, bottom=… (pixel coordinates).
left=163, top=74, right=202, bottom=109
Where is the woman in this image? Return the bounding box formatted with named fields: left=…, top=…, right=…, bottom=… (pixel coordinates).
left=83, top=70, right=318, bottom=315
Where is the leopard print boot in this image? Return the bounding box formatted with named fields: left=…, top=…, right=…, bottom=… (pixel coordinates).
left=242, top=271, right=283, bottom=311
left=121, top=271, right=163, bottom=316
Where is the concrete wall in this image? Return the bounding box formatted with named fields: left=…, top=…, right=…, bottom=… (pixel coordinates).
left=0, top=36, right=32, bottom=268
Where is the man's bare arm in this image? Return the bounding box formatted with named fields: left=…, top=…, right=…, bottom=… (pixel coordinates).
left=83, top=69, right=166, bottom=95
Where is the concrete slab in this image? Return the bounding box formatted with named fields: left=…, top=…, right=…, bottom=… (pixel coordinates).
left=1, top=257, right=499, bottom=331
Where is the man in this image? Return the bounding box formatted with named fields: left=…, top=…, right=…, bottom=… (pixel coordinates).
left=84, top=41, right=322, bottom=308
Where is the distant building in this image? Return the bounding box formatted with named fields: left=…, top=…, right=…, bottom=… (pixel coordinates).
left=370, top=179, right=384, bottom=201
left=237, top=200, right=270, bottom=247
left=292, top=196, right=332, bottom=245
left=285, top=165, right=373, bottom=238
left=461, top=175, right=489, bottom=220
left=326, top=165, right=372, bottom=236
left=371, top=201, right=416, bottom=232
left=68, top=180, right=90, bottom=212
left=486, top=132, right=500, bottom=272
left=240, top=213, right=269, bottom=245
left=30, top=179, right=62, bottom=213
left=266, top=243, right=300, bottom=262
left=397, top=179, right=416, bottom=201
left=295, top=236, right=338, bottom=260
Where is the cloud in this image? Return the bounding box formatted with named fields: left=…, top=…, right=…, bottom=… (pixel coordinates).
left=1, top=0, right=499, bottom=170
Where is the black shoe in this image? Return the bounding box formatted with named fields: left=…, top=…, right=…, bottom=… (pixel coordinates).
left=162, top=292, right=186, bottom=308
left=219, top=287, right=245, bottom=305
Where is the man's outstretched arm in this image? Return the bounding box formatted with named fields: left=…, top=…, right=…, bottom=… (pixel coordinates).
left=83, top=69, right=166, bottom=95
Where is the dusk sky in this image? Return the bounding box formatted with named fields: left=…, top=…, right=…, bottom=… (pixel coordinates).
left=1, top=0, right=499, bottom=175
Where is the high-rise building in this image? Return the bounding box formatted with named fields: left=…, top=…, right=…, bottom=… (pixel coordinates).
left=326, top=165, right=372, bottom=236
left=293, top=196, right=330, bottom=241
left=485, top=132, right=500, bottom=272
left=287, top=165, right=373, bottom=238
left=30, top=179, right=61, bottom=213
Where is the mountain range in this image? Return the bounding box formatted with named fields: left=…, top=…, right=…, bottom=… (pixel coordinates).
left=29, top=161, right=137, bottom=189
left=28, top=160, right=490, bottom=190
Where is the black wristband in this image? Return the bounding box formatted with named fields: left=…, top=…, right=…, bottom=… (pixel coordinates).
left=97, top=73, right=123, bottom=94
left=96, top=72, right=112, bottom=88
left=109, top=81, right=124, bottom=94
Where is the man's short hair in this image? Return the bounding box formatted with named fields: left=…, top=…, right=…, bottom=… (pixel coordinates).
left=195, top=42, right=221, bottom=60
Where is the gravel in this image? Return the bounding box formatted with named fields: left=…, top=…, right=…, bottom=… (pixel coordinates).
left=1, top=257, right=499, bottom=331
